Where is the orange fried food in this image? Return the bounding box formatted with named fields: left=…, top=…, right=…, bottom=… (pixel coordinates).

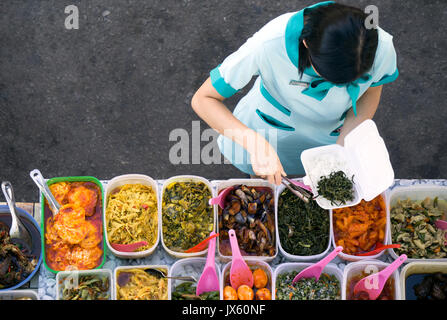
left=49, top=182, right=70, bottom=205
left=333, top=195, right=386, bottom=255
left=79, top=221, right=102, bottom=249
left=67, top=185, right=98, bottom=217
left=69, top=246, right=103, bottom=269
left=53, top=204, right=88, bottom=244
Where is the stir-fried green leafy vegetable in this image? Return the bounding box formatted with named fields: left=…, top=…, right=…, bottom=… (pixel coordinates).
left=278, top=188, right=329, bottom=256
left=317, top=171, right=355, bottom=206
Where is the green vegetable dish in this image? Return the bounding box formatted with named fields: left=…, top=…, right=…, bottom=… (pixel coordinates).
left=59, top=274, right=110, bottom=300
left=162, top=181, right=213, bottom=251
left=278, top=188, right=330, bottom=256
left=317, top=170, right=355, bottom=206
left=391, top=197, right=447, bottom=259
left=275, top=272, right=340, bottom=300
left=172, top=282, right=219, bottom=300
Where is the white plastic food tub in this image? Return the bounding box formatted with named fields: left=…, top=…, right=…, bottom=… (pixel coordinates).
left=160, top=175, right=215, bottom=259
left=213, top=179, right=278, bottom=263
left=220, top=258, right=273, bottom=300
left=272, top=262, right=343, bottom=300
left=331, top=192, right=390, bottom=262
left=387, top=184, right=447, bottom=263
left=0, top=289, right=38, bottom=300
left=104, top=174, right=160, bottom=259
left=275, top=180, right=332, bottom=261
left=342, top=259, right=401, bottom=300
left=56, top=268, right=113, bottom=300
left=169, top=257, right=222, bottom=300
left=114, top=265, right=170, bottom=300
left=301, top=119, right=394, bottom=210
left=399, top=261, right=447, bottom=300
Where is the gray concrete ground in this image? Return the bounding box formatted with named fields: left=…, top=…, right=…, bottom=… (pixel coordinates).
left=1, top=0, right=446, bottom=201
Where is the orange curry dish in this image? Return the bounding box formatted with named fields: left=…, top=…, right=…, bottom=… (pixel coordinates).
left=333, top=195, right=387, bottom=255
left=45, top=181, right=103, bottom=271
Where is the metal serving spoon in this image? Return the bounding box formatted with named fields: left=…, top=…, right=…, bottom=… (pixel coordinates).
left=29, top=169, right=60, bottom=216
left=117, top=268, right=197, bottom=287
left=1, top=181, right=33, bottom=249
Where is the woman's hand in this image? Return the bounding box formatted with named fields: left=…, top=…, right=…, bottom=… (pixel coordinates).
left=248, top=137, right=286, bottom=186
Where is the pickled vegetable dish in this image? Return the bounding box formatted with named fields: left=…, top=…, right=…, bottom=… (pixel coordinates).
left=333, top=194, right=387, bottom=255
left=59, top=274, right=110, bottom=300
left=116, top=268, right=168, bottom=300
left=275, top=272, right=340, bottom=300
left=219, top=185, right=275, bottom=257
left=391, top=197, right=447, bottom=259
left=162, top=181, right=213, bottom=252
left=44, top=181, right=103, bottom=271
left=106, top=184, right=158, bottom=251
left=278, top=188, right=329, bottom=256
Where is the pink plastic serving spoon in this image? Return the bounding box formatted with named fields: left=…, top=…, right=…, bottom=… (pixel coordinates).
left=228, top=229, right=253, bottom=289
left=435, top=220, right=447, bottom=241
left=196, top=231, right=220, bottom=296
left=292, top=246, right=343, bottom=284
left=353, top=254, right=407, bottom=300
left=110, top=241, right=148, bottom=252
left=209, top=186, right=234, bottom=209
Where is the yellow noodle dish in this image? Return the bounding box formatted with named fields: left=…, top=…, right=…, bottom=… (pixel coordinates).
left=116, top=268, right=168, bottom=300
left=105, top=184, right=158, bottom=251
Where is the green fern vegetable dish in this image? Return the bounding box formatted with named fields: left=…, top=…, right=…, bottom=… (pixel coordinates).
left=162, top=181, right=213, bottom=252
left=278, top=188, right=330, bottom=256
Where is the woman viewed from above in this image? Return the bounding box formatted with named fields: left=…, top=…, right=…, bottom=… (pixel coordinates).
left=191, top=1, right=398, bottom=185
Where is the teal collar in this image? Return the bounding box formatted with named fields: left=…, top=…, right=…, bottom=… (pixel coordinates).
left=284, top=1, right=372, bottom=115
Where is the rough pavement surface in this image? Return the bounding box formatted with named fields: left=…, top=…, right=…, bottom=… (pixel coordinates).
left=1, top=0, right=446, bottom=201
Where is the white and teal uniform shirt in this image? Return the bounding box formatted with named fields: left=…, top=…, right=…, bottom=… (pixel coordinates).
left=211, top=1, right=399, bottom=175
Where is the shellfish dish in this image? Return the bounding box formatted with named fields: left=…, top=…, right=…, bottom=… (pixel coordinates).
left=218, top=185, right=276, bottom=257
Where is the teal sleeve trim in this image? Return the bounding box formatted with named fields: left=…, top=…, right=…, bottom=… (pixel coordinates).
left=371, top=68, right=399, bottom=87
left=210, top=66, right=238, bottom=98
left=255, top=109, right=295, bottom=131
left=260, top=80, right=291, bottom=116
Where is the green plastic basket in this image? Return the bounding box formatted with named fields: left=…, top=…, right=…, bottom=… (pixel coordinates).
left=40, top=176, right=107, bottom=274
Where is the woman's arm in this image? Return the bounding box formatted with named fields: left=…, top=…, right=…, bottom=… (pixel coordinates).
left=336, top=85, right=383, bottom=145
left=191, top=77, right=286, bottom=185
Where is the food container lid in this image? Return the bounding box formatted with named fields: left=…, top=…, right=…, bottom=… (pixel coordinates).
left=301, top=120, right=394, bottom=209
left=344, top=119, right=394, bottom=202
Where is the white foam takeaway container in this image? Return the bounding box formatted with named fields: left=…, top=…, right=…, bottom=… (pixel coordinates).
left=301, top=119, right=394, bottom=210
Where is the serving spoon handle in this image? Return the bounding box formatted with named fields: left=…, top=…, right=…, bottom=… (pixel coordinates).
left=29, top=169, right=60, bottom=215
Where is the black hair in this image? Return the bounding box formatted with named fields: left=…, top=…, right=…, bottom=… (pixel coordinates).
left=298, top=3, right=378, bottom=84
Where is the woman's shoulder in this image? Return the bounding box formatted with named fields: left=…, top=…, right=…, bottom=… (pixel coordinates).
left=253, top=12, right=297, bottom=44
left=370, top=27, right=397, bottom=73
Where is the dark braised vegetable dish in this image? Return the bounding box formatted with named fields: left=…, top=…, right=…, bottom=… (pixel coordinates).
left=218, top=185, right=275, bottom=257
left=278, top=188, right=329, bottom=256
left=0, top=221, right=38, bottom=289
left=162, top=181, right=213, bottom=252
left=407, top=272, right=447, bottom=300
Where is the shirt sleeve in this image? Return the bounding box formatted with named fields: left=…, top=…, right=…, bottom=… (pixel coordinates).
left=370, top=35, right=399, bottom=87
left=210, top=31, right=265, bottom=98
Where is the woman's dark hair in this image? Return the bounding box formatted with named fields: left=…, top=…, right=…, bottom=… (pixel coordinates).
left=298, top=3, right=378, bottom=84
